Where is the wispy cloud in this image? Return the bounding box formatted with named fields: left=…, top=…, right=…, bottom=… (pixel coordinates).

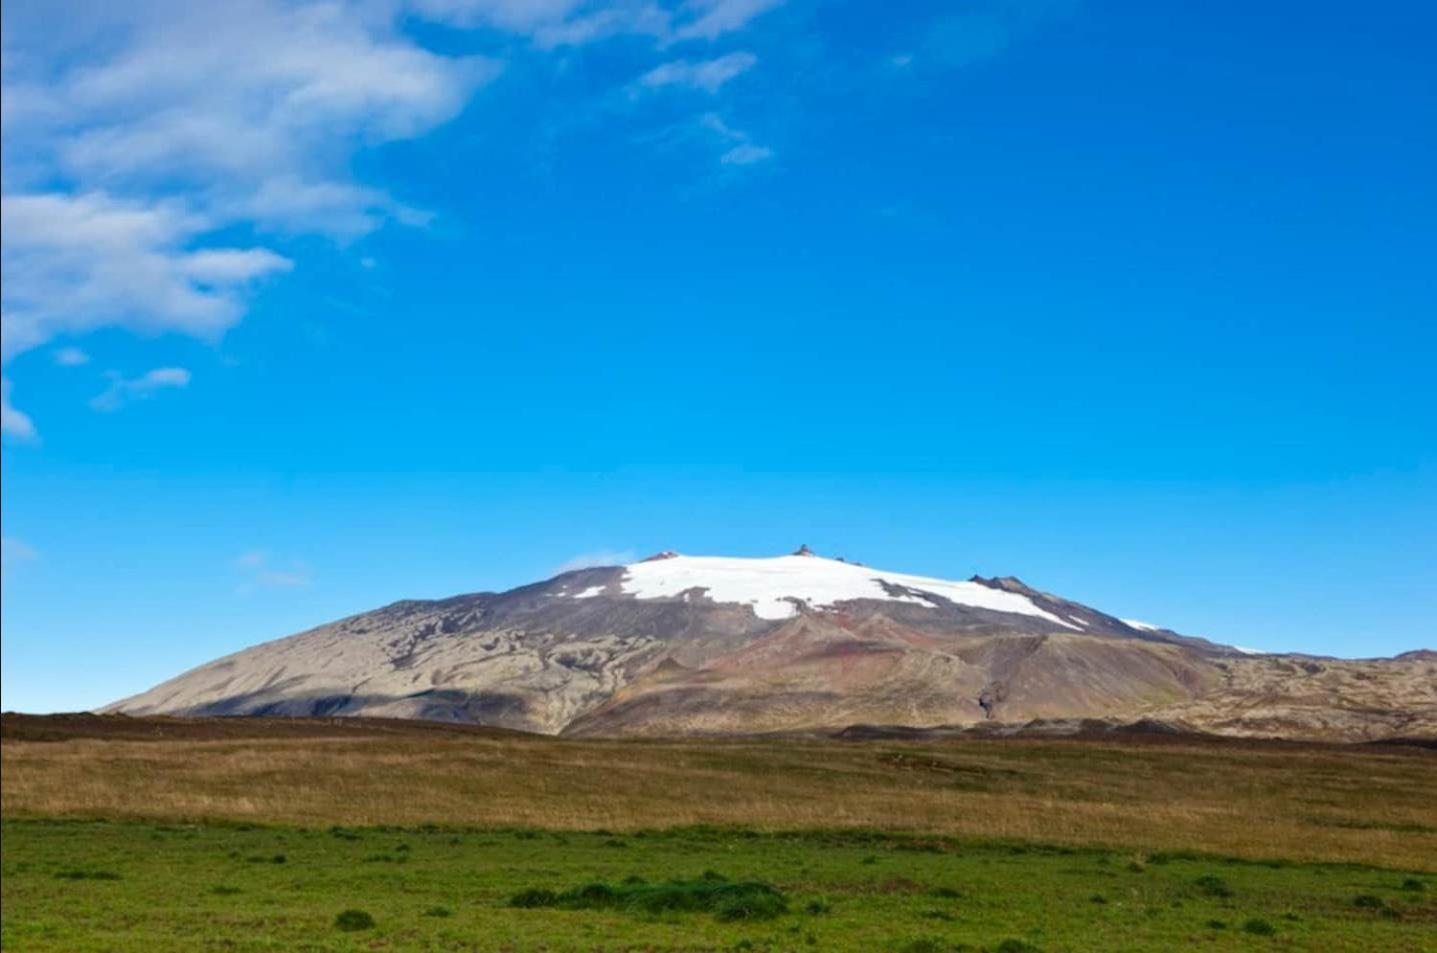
left=1, top=379, right=37, bottom=440
left=53, top=347, right=91, bottom=367
left=639, top=52, right=757, bottom=94
left=2, top=193, right=293, bottom=364
left=89, top=367, right=192, bottom=412
left=1, top=0, right=782, bottom=433
left=413, top=0, right=667, bottom=47
left=411, top=0, right=784, bottom=47
left=233, top=549, right=312, bottom=591
left=699, top=112, right=774, bottom=166
left=554, top=549, right=636, bottom=574
left=673, top=0, right=784, bottom=41
left=720, top=142, right=773, bottom=165
left=1, top=0, right=499, bottom=430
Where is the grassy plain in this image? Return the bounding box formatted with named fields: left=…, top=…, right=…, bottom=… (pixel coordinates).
left=2, top=715, right=1435, bottom=951
left=4, top=819, right=1434, bottom=952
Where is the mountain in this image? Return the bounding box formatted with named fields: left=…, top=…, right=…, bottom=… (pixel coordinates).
left=104, top=550, right=1437, bottom=742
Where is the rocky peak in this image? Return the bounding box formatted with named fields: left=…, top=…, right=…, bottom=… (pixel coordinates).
left=969, top=574, right=1035, bottom=596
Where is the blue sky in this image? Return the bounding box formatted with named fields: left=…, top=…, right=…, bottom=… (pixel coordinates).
left=2, top=0, right=1434, bottom=713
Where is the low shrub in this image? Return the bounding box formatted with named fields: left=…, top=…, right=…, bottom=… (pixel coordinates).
left=995, top=940, right=1041, bottom=953
left=334, top=909, right=375, bottom=931
left=1241, top=918, right=1275, bottom=936
left=508, top=888, right=558, bottom=908
left=1193, top=875, right=1233, bottom=898
left=712, top=886, right=786, bottom=922
left=507, top=877, right=787, bottom=922
left=54, top=870, right=121, bottom=881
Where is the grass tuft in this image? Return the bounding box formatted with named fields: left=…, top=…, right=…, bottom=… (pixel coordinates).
left=1193, top=875, right=1233, bottom=898
left=1241, top=917, right=1276, bottom=936
left=508, top=877, right=787, bottom=922
left=54, top=869, right=121, bottom=881
left=333, top=909, right=375, bottom=931
left=509, top=888, right=558, bottom=908
left=995, top=940, right=1041, bottom=953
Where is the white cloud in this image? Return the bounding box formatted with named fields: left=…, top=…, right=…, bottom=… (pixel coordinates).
left=409, top=0, right=782, bottom=47
left=639, top=52, right=756, bottom=93
left=699, top=111, right=773, bottom=166
left=89, top=366, right=192, bottom=412
left=720, top=142, right=772, bottom=165
left=52, top=346, right=90, bottom=367
left=2, top=192, right=293, bottom=365
left=2, top=0, right=781, bottom=431
left=554, top=549, right=636, bottom=574
left=0, top=0, right=498, bottom=429
left=408, top=0, right=670, bottom=47
left=673, top=0, right=783, bottom=41
left=4, top=4, right=497, bottom=235
left=233, top=549, right=312, bottom=590
left=1, top=379, right=38, bottom=439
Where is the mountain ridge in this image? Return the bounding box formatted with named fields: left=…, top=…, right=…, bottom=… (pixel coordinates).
left=104, top=550, right=1436, bottom=742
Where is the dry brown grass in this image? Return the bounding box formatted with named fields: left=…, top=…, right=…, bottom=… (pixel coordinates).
left=3, top=718, right=1434, bottom=870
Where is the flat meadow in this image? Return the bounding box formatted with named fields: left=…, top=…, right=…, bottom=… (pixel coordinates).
left=2, top=715, right=1434, bottom=951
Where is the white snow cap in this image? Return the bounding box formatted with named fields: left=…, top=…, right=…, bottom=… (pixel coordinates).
left=587, top=552, right=1077, bottom=627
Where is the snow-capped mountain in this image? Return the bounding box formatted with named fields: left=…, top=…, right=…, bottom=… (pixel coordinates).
left=105, top=549, right=1436, bottom=741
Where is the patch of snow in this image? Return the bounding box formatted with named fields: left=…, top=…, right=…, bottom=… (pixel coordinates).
left=1233, top=645, right=1265, bottom=655
left=1066, top=615, right=1088, bottom=628
left=572, top=585, right=607, bottom=599
left=619, top=554, right=1078, bottom=627
left=1121, top=618, right=1160, bottom=632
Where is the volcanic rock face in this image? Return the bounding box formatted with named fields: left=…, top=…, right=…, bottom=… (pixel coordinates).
left=105, top=553, right=1437, bottom=741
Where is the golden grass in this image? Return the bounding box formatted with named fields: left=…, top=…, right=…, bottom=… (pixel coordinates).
left=4, top=730, right=1435, bottom=870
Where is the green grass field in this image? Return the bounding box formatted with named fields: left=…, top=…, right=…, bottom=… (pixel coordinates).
left=3, top=819, right=1433, bottom=952
left=5, top=717, right=1435, bottom=951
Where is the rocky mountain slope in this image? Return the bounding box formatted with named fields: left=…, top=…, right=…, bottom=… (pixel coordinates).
left=104, top=550, right=1437, bottom=741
